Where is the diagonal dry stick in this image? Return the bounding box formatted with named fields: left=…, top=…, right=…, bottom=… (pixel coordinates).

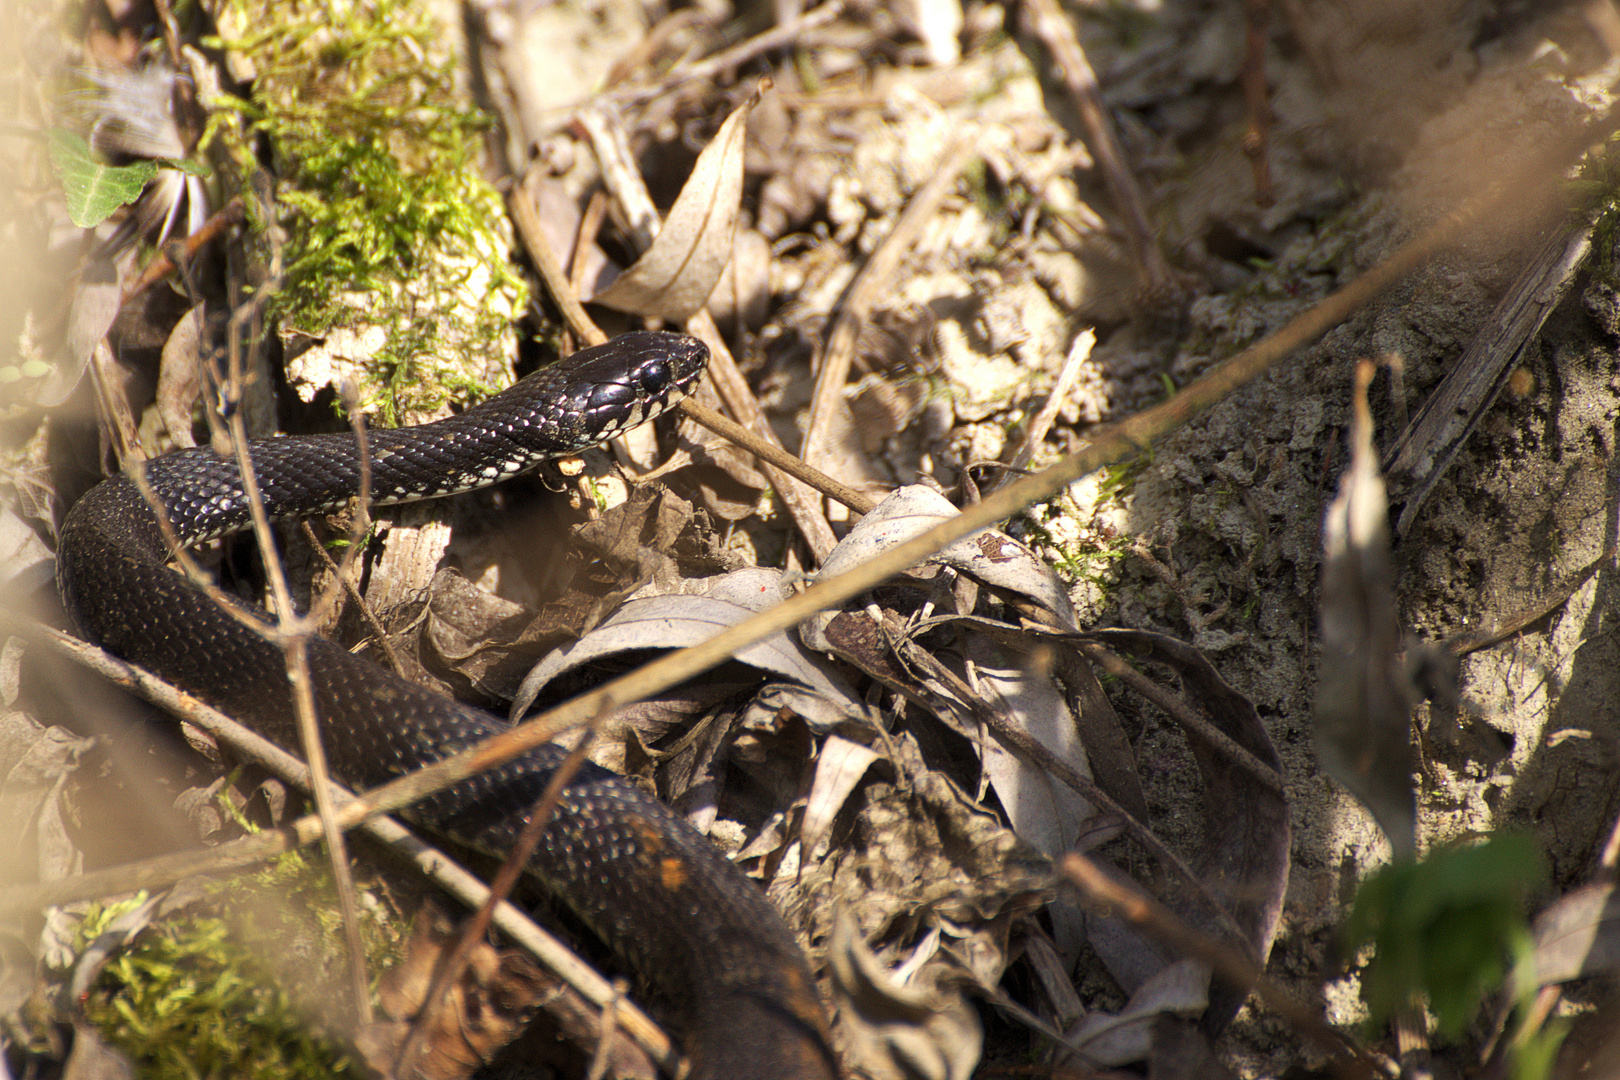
left=22, top=88, right=1619, bottom=989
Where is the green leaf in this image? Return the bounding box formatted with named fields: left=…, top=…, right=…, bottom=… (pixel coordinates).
left=159, top=156, right=211, bottom=178
left=1344, top=833, right=1544, bottom=1038
left=48, top=129, right=160, bottom=228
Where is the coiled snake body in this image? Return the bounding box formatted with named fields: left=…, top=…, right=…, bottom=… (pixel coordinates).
left=57, top=331, right=836, bottom=1080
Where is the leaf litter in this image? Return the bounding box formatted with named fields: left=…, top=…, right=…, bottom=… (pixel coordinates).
left=5, top=0, right=1620, bottom=1078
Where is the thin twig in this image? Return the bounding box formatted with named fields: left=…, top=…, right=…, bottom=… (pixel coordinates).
left=219, top=291, right=372, bottom=1024
left=879, top=611, right=1254, bottom=946
left=511, top=183, right=606, bottom=348
left=610, top=0, right=848, bottom=105
left=803, top=135, right=979, bottom=481
left=686, top=309, right=843, bottom=559
left=677, top=396, right=875, bottom=515
left=393, top=719, right=607, bottom=1077
left=1075, top=640, right=1284, bottom=796
left=1019, top=0, right=1177, bottom=298
left=585, top=980, right=631, bottom=1080
left=1441, top=543, right=1617, bottom=658
left=166, top=240, right=379, bottom=1025
left=299, top=520, right=409, bottom=678
left=535, top=115, right=843, bottom=557
left=570, top=190, right=610, bottom=301
left=1240, top=0, right=1276, bottom=206
left=998, top=327, right=1096, bottom=487
left=121, top=197, right=245, bottom=303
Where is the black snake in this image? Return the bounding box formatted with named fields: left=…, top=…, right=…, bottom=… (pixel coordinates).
left=56, top=331, right=836, bottom=1080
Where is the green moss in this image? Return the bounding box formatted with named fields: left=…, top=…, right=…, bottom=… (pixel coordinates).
left=1016, top=513, right=1128, bottom=588
left=1096, top=453, right=1149, bottom=502
left=202, top=0, right=528, bottom=426
left=1574, top=137, right=1620, bottom=292
left=78, top=851, right=403, bottom=1080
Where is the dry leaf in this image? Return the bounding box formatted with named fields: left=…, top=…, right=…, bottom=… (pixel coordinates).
left=969, top=648, right=1094, bottom=862
left=1067, top=958, right=1209, bottom=1066
left=804, top=486, right=1076, bottom=651
left=1517, top=883, right=1620, bottom=989
left=801, top=736, right=882, bottom=861
left=827, top=911, right=982, bottom=1080
left=156, top=303, right=205, bottom=449
left=1314, top=361, right=1416, bottom=857
left=511, top=568, right=859, bottom=718
left=52, top=256, right=122, bottom=408
left=590, top=90, right=758, bottom=322
left=361, top=911, right=655, bottom=1080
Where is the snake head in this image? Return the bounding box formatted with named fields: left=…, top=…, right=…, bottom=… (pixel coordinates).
left=561, top=330, right=708, bottom=446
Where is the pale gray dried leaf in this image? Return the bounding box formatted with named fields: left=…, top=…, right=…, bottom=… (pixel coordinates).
left=805, top=487, right=1075, bottom=652
left=802, top=736, right=882, bottom=862
left=0, top=712, right=95, bottom=885
left=967, top=646, right=1093, bottom=962
left=1516, top=882, right=1620, bottom=989
left=156, top=303, right=205, bottom=449
left=51, top=256, right=122, bottom=407
left=746, top=681, right=874, bottom=735
left=1067, top=958, right=1209, bottom=1067
left=0, top=503, right=53, bottom=591
left=590, top=94, right=754, bottom=322
left=969, top=651, right=1093, bottom=861
left=512, top=570, right=857, bottom=719
left=690, top=565, right=793, bottom=609
left=64, top=1022, right=136, bottom=1080
left=1314, top=366, right=1416, bottom=857
left=827, top=910, right=982, bottom=1080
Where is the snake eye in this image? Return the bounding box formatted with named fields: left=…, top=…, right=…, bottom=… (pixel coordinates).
left=638, top=359, right=670, bottom=394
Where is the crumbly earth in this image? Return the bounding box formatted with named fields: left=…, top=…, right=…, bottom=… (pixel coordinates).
left=1034, top=7, right=1620, bottom=1072
left=786, top=0, right=1620, bottom=1071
